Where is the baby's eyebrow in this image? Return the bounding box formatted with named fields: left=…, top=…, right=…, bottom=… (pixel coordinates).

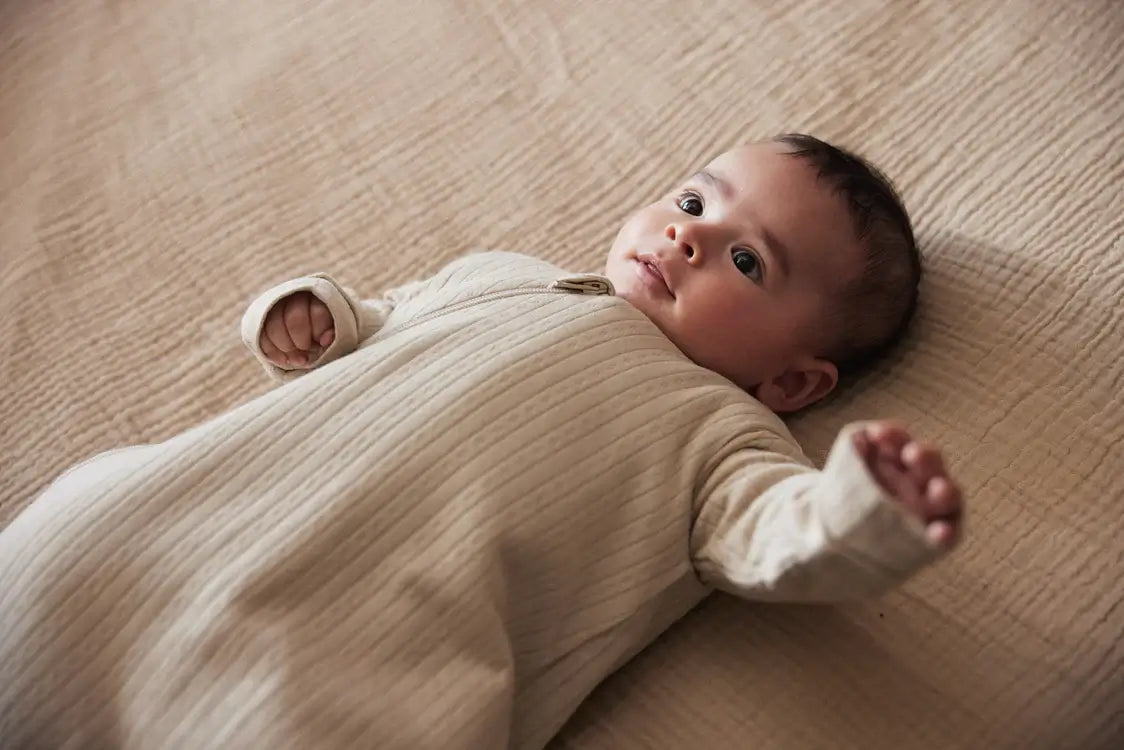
left=758, top=226, right=791, bottom=279
left=691, top=169, right=733, bottom=199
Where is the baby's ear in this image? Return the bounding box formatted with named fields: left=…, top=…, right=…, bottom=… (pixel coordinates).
left=753, top=358, right=838, bottom=413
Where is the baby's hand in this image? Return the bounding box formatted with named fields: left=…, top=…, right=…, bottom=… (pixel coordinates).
left=852, top=422, right=963, bottom=549
left=260, top=292, right=335, bottom=369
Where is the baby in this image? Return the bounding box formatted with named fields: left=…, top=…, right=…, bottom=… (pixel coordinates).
left=0, top=134, right=962, bottom=750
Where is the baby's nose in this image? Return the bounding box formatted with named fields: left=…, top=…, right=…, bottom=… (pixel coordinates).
left=665, top=224, right=697, bottom=261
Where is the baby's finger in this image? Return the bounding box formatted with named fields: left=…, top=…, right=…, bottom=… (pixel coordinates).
left=903, top=442, right=945, bottom=486
left=888, top=463, right=927, bottom=517
left=265, top=308, right=296, bottom=354
left=866, top=421, right=910, bottom=467
left=925, top=476, right=961, bottom=518
left=309, top=298, right=335, bottom=348
left=926, top=518, right=960, bottom=548
left=868, top=454, right=927, bottom=518
left=284, top=294, right=313, bottom=352
left=259, top=334, right=286, bottom=365
left=852, top=430, right=876, bottom=465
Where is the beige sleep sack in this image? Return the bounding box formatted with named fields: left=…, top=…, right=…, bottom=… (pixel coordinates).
left=0, top=252, right=941, bottom=749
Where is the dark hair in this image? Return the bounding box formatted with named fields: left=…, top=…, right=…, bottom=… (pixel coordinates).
left=774, top=133, right=921, bottom=377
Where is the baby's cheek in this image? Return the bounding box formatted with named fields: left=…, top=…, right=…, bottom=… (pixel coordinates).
left=682, top=301, right=751, bottom=359
left=706, top=294, right=760, bottom=334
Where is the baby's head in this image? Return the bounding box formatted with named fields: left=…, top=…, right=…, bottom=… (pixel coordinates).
left=605, top=134, right=919, bottom=413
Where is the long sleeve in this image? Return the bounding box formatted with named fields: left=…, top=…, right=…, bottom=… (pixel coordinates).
left=691, top=423, right=945, bottom=602
left=240, top=273, right=423, bottom=382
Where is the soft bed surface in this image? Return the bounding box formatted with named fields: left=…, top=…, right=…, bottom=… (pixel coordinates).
left=1, top=1, right=1121, bottom=748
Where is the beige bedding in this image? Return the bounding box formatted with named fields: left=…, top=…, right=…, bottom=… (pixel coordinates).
left=1, top=0, right=1121, bottom=748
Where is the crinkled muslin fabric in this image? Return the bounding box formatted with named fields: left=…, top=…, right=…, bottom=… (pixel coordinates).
left=0, top=1, right=1120, bottom=748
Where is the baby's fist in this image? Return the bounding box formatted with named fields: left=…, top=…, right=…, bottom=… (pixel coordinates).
left=260, top=292, right=335, bottom=369
left=852, top=422, right=963, bottom=549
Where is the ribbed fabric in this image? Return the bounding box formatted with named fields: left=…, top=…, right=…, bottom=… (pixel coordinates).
left=0, top=252, right=937, bottom=749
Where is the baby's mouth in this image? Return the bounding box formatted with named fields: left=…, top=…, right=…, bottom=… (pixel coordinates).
left=634, top=254, right=674, bottom=298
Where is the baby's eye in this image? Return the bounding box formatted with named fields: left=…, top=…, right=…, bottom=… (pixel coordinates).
left=732, top=248, right=764, bottom=283
left=677, top=192, right=703, bottom=216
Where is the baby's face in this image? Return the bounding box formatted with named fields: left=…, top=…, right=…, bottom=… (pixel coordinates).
left=605, top=142, right=864, bottom=408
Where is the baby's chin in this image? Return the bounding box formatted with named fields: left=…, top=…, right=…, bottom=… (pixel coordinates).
left=609, top=282, right=681, bottom=341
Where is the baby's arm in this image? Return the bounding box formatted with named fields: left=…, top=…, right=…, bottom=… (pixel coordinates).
left=691, top=422, right=963, bottom=601
left=241, top=273, right=420, bottom=381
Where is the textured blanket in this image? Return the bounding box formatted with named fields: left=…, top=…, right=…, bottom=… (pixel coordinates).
left=1, top=1, right=1121, bottom=747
